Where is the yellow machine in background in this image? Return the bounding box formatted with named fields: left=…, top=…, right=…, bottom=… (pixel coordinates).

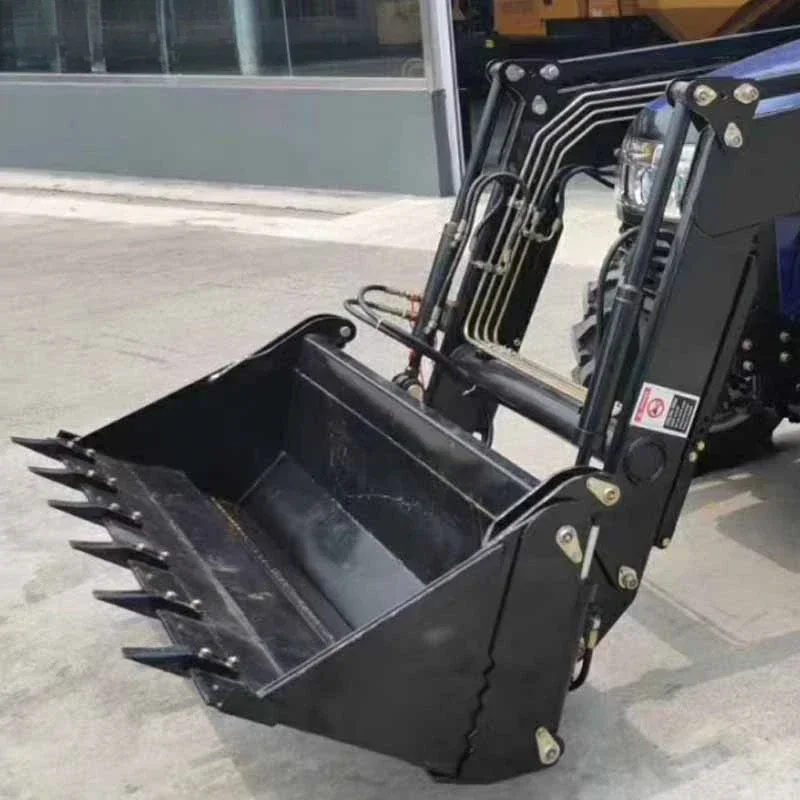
left=495, top=0, right=797, bottom=42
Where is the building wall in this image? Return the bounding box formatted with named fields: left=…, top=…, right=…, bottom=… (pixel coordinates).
left=0, top=73, right=450, bottom=194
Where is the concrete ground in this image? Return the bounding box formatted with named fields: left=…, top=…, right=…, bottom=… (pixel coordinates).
left=2, top=173, right=800, bottom=800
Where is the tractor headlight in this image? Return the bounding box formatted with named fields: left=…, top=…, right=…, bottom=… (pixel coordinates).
left=617, top=136, right=697, bottom=222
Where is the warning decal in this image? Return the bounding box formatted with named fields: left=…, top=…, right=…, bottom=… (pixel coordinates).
left=631, top=382, right=700, bottom=439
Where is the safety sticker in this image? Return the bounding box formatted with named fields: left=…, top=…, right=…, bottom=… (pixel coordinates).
left=630, top=382, right=700, bottom=439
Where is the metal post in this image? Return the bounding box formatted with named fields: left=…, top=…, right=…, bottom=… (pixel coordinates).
left=156, top=0, right=171, bottom=73
left=420, top=0, right=465, bottom=193
left=43, top=0, right=62, bottom=72
left=231, top=0, right=264, bottom=76
left=85, top=0, right=106, bottom=73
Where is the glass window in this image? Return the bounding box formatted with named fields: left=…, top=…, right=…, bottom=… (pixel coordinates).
left=0, top=0, right=423, bottom=77
left=280, top=0, right=423, bottom=77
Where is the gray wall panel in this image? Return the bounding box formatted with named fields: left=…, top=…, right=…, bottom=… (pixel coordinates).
left=0, top=76, right=445, bottom=195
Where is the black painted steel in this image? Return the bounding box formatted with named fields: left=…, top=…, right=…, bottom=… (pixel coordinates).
left=17, top=34, right=800, bottom=787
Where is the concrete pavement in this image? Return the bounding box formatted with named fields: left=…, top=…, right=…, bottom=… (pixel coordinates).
left=2, top=174, right=800, bottom=800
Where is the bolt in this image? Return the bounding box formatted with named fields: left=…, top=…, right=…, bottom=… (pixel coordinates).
left=131, top=510, right=143, bottom=523
left=506, top=63, right=525, bottom=82
left=109, top=502, right=121, bottom=512
left=215, top=701, right=224, bottom=709
left=160, top=551, right=170, bottom=559
left=661, top=537, right=672, bottom=549
left=741, top=339, right=753, bottom=352
left=543, top=745, right=560, bottom=765
left=724, top=123, right=744, bottom=149
left=339, top=325, right=351, bottom=340
left=556, top=526, right=576, bottom=547
left=190, top=598, right=203, bottom=610
left=540, top=63, right=560, bottom=81
left=743, top=360, right=755, bottom=373
left=618, top=566, right=640, bottom=591
left=689, top=451, right=699, bottom=463
left=85, top=448, right=96, bottom=459
left=198, top=647, right=213, bottom=659
left=165, top=590, right=178, bottom=600
left=780, top=331, right=792, bottom=344
left=531, top=95, right=548, bottom=116
left=693, top=84, right=718, bottom=106
left=87, top=469, right=96, bottom=478
left=225, top=655, right=240, bottom=669
left=135, top=543, right=145, bottom=552
left=696, top=441, right=706, bottom=452
left=734, top=83, right=760, bottom=104
left=108, top=477, right=118, bottom=487
left=211, top=683, right=220, bottom=692
left=603, top=486, right=621, bottom=506
left=780, top=351, right=792, bottom=365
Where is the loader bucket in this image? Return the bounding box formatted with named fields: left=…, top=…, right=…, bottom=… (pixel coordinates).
left=17, top=314, right=611, bottom=783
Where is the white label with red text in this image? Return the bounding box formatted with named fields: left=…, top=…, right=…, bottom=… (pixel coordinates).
left=630, top=382, right=700, bottom=438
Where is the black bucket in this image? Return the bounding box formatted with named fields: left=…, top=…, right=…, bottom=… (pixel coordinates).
left=17, top=315, right=607, bottom=783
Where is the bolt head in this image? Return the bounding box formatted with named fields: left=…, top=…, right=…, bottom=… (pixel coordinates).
left=693, top=84, right=718, bottom=106
left=556, top=526, right=576, bottom=546
left=198, top=647, right=213, bottom=659
left=661, top=537, right=672, bottom=549
left=531, top=95, right=548, bottom=116
left=689, top=451, right=699, bottom=463
left=734, top=82, right=760, bottom=105
left=696, top=441, right=706, bottom=452
left=109, top=502, right=121, bottom=512
left=164, top=590, right=178, bottom=600
left=780, top=351, right=792, bottom=364
left=543, top=746, right=560, bottom=765
left=85, top=448, right=96, bottom=458
left=225, top=655, right=240, bottom=669
left=742, top=360, right=755, bottom=373
left=741, top=339, right=753, bottom=352
left=131, top=510, right=143, bottom=523
left=339, top=325, right=352, bottom=340
left=724, top=123, right=744, bottom=149
left=505, top=63, right=525, bottom=82
left=540, top=63, right=560, bottom=81
left=190, top=598, right=202, bottom=610
left=618, top=566, right=640, bottom=591
left=107, top=477, right=118, bottom=487
left=780, top=331, right=792, bottom=344
left=160, top=551, right=170, bottom=560
left=603, top=486, right=621, bottom=506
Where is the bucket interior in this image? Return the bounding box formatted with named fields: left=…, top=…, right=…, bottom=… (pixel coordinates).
left=77, top=334, right=539, bottom=678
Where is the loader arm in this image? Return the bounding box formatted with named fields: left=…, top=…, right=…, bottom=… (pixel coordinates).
left=16, top=26, right=800, bottom=786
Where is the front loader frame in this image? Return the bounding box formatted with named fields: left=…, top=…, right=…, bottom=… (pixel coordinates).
left=16, top=30, right=800, bottom=786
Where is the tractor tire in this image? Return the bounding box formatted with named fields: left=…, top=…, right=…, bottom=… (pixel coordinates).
left=571, top=237, right=779, bottom=471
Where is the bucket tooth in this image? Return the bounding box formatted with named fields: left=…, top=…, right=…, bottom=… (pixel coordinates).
left=12, top=435, right=95, bottom=463
left=122, top=645, right=198, bottom=677
left=70, top=540, right=168, bottom=569
left=93, top=589, right=201, bottom=619
left=122, top=645, right=239, bottom=678
left=29, top=465, right=117, bottom=493
left=49, top=499, right=143, bottom=527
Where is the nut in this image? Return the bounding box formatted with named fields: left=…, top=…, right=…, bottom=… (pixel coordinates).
left=555, top=526, right=576, bottom=546
left=734, top=83, right=759, bottom=104
left=540, top=63, right=560, bottom=81
left=693, top=84, right=718, bottom=106
left=531, top=95, right=548, bottom=116
left=724, top=123, right=744, bottom=149
left=505, top=63, right=526, bottom=82
left=618, top=566, right=640, bottom=591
